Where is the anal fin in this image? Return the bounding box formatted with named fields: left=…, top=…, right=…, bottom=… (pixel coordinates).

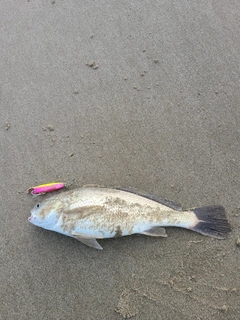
left=140, top=226, right=168, bottom=237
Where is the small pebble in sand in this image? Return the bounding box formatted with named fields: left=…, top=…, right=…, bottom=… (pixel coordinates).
left=219, top=305, right=228, bottom=312
left=86, top=61, right=99, bottom=69
left=87, top=61, right=95, bottom=67
left=46, top=125, right=55, bottom=131
left=73, top=89, right=79, bottom=94
left=235, top=238, right=240, bottom=247
left=154, top=59, right=159, bottom=63
left=3, top=122, right=11, bottom=130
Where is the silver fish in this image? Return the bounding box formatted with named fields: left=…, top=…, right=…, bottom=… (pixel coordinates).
left=28, top=187, right=231, bottom=250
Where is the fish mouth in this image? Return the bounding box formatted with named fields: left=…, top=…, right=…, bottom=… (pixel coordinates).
left=28, top=209, right=34, bottom=222
left=28, top=216, right=34, bottom=223
left=28, top=213, right=35, bottom=222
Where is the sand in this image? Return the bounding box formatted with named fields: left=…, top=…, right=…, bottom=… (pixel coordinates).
left=0, top=1, right=239, bottom=319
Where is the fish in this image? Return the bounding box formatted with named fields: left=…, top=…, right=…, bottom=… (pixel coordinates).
left=28, top=186, right=231, bottom=250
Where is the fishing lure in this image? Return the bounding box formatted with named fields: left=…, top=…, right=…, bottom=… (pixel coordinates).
left=27, top=182, right=65, bottom=195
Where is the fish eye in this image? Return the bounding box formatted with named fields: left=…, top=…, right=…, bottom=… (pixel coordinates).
left=36, top=204, right=40, bottom=209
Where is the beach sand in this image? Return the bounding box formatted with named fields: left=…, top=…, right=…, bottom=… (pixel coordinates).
left=0, top=1, right=239, bottom=319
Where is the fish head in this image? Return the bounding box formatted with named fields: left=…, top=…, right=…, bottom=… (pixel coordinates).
left=28, top=198, right=63, bottom=230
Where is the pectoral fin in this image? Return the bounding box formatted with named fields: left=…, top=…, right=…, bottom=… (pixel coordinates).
left=72, top=233, right=103, bottom=250
left=140, top=226, right=168, bottom=237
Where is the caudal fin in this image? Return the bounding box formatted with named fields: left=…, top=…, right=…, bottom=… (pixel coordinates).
left=191, top=205, right=231, bottom=239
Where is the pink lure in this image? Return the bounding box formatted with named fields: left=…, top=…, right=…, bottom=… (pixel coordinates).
left=28, top=182, right=65, bottom=195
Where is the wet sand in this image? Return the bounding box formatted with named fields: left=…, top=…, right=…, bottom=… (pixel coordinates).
left=0, top=1, right=239, bottom=319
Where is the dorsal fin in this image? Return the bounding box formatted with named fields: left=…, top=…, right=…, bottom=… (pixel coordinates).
left=116, top=187, right=182, bottom=211
left=82, top=184, right=105, bottom=188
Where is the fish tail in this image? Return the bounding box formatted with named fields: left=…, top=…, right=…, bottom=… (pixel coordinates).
left=190, top=205, right=231, bottom=239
